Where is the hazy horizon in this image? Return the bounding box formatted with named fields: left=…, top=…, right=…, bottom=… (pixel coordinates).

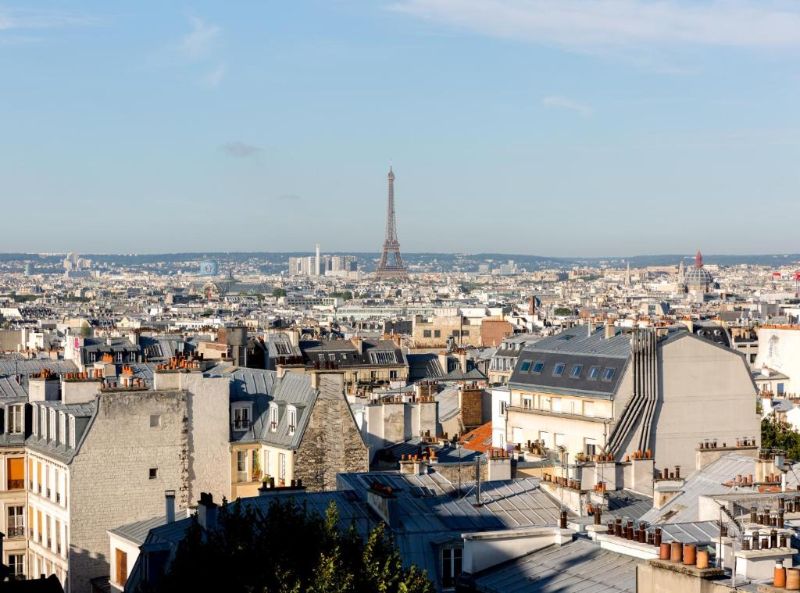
left=2, top=1, right=798, bottom=254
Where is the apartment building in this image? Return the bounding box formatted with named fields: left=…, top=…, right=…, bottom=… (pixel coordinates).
left=501, top=324, right=760, bottom=471
left=12, top=364, right=229, bottom=593
left=272, top=337, right=408, bottom=396
left=0, top=375, right=28, bottom=580
left=226, top=369, right=369, bottom=497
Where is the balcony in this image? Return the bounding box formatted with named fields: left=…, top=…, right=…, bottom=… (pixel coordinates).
left=506, top=405, right=612, bottom=424
left=7, top=479, right=24, bottom=490
left=7, top=526, right=24, bottom=538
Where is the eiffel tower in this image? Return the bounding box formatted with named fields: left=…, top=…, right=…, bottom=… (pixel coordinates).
left=375, top=167, right=408, bottom=280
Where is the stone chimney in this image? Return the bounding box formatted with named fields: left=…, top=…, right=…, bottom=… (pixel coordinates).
left=197, top=493, right=218, bottom=530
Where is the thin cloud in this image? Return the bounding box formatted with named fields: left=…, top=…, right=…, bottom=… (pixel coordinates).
left=542, top=95, right=593, bottom=117
left=180, top=16, right=220, bottom=59
left=202, top=62, right=226, bottom=88
left=276, top=194, right=302, bottom=202
left=221, top=142, right=261, bottom=158
left=390, top=0, right=800, bottom=51
left=0, top=7, right=99, bottom=31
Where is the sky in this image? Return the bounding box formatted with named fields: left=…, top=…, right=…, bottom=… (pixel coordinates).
left=1, top=0, right=799, bottom=256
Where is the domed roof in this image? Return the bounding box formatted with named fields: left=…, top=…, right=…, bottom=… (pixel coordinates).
left=684, top=266, right=713, bottom=287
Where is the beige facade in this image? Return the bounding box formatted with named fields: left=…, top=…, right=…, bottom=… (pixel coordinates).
left=504, top=333, right=759, bottom=472
left=413, top=315, right=483, bottom=349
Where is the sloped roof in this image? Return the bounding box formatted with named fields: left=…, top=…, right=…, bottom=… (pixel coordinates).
left=640, top=453, right=756, bottom=525
left=474, top=537, right=639, bottom=593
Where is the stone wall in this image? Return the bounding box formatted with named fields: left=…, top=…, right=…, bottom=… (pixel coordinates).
left=294, top=375, right=368, bottom=491
left=68, top=390, right=189, bottom=593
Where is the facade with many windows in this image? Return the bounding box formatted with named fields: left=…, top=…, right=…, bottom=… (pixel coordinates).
left=504, top=324, right=761, bottom=471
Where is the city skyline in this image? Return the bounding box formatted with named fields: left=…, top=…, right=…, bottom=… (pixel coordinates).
left=1, top=0, right=798, bottom=254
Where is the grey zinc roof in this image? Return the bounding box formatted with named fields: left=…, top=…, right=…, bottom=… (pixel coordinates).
left=109, top=509, right=192, bottom=546
left=0, top=375, right=27, bottom=400
left=220, top=367, right=316, bottom=449
left=436, top=387, right=460, bottom=422
left=640, top=453, right=756, bottom=525
left=474, top=538, right=639, bottom=593
left=338, top=472, right=566, bottom=588
left=605, top=489, right=654, bottom=522
left=528, top=326, right=634, bottom=358
left=0, top=358, right=78, bottom=377
left=658, top=521, right=720, bottom=544
left=507, top=326, right=643, bottom=396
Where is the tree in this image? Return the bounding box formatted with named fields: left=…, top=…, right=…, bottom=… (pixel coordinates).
left=143, top=499, right=433, bottom=593
left=554, top=307, right=573, bottom=316
left=272, top=288, right=287, bottom=298
left=762, top=417, right=800, bottom=461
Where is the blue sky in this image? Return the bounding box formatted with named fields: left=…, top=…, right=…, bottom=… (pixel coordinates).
left=1, top=0, right=798, bottom=256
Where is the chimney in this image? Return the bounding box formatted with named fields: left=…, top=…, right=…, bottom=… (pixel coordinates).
left=197, top=493, right=218, bottom=530
left=605, top=322, right=616, bottom=340
left=165, top=490, right=176, bottom=524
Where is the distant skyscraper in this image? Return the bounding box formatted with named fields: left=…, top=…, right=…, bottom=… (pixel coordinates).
left=315, top=243, right=321, bottom=277
left=375, top=167, right=408, bottom=280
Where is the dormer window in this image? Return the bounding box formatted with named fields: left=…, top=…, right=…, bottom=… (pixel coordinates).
left=49, top=409, right=57, bottom=442
left=232, top=405, right=251, bottom=431
left=59, top=412, right=67, bottom=445
left=269, top=405, right=279, bottom=432
left=287, top=406, right=297, bottom=435
left=7, top=405, right=23, bottom=434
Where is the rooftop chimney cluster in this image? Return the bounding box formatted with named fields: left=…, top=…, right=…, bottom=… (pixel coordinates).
left=64, top=370, right=102, bottom=381
left=657, top=539, right=711, bottom=570
left=772, top=561, right=800, bottom=590
left=156, top=354, right=203, bottom=372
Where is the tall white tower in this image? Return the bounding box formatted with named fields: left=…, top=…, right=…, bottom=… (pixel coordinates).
left=315, top=243, right=321, bottom=276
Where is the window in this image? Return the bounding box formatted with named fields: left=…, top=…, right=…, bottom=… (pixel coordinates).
left=116, top=548, right=128, bottom=587
left=602, top=368, right=616, bottom=382
left=552, top=398, right=563, bottom=413
left=569, top=364, right=583, bottom=379
left=236, top=450, right=247, bottom=482
left=269, top=405, right=279, bottom=432
left=8, top=554, right=23, bottom=578
left=148, top=468, right=158, bottom=480
left=585, top=439, right=598, bottom=457
left=434, top=330, right=441, bottom=338
left=462, top=330, right=470, bottom=337
left=233, top=406, right=251, bottom=431
left=287, top=407, right=297, bottom=435
left=7, top=457, right=24, bottom=490
left=7, top=405, right=23, bottom=434
left=519, top=360, right=532, bottom=372
left=522, top=397, right=532, bottom=410
left=553, top=363, right=566, bottom=377
left=778, top=383, right=785, bottom=395
left=588, top=366, right=600, bottom=380
left=499, top=401, right=507, bottom=416
left=423, top=330, right=432, bottom=338
left=555, top=433, right=566, bottom=448
left=150, top=414, right=161, bottom=428
left=441, top=546, right=463, bottom=590
left=7, top=505, right=24, bottom=538
left=369, top=351, right=397, bottom=365
left=451, top=330, right=460, bottom=337
left=532, top=361, right=544, bottom=374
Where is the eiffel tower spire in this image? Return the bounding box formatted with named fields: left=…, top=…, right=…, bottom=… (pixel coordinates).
left=375, top=166, right=408, bottom=280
